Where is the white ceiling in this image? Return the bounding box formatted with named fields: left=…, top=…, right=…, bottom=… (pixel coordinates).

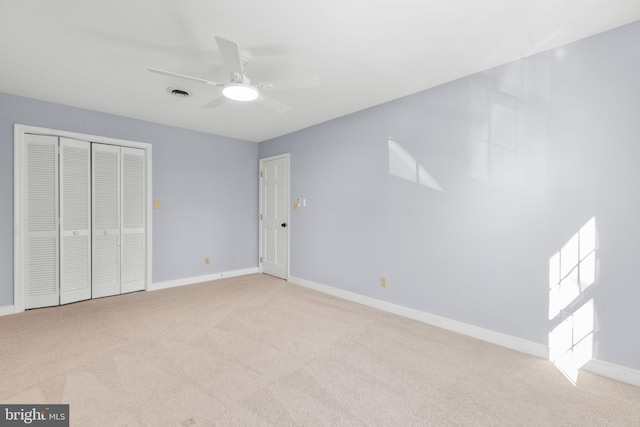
left=1, top=1, right=639, bottom=142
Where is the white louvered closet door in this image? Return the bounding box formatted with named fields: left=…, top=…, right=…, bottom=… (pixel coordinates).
left=92, top=143, right=121, bottom=298
left=121, top=147, right=146, bottom=293
left=24, top=134, right=59, bottom=309
left=60, top=138, right=92, bottom=304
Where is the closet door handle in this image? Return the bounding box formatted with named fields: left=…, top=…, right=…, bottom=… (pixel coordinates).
left=73, top=231, right=79, bottom=236
left=104, top=230, right=109, bottom=235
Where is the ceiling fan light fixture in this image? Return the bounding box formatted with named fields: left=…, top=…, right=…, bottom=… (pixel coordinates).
left=222, top=83, right=259, bottom=101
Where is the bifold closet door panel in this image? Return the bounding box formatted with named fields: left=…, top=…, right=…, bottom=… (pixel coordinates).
left=92, top=143, right=121, bottom=298
left=121, top=147, right=146, bottom=293
left=24, top=134, right=60, bottom=309
left=60, top=138, right=92, bottom=304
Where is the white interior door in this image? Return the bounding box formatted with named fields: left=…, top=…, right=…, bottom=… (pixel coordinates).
left=92, top=143, right=121, bottom=298
left=121, top=147, right=146, bottom=293
left=60, top=138, right=92, bottom=304
left=260, top=155, right=289, bottom=279
left=24, top=134, right=59, bottom=309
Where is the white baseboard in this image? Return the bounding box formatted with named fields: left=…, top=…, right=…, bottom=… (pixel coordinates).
left=288, top=276, right=640, bottom=388
left=1, top=269, right=259, bottom=315
left=0, top=305, right=16, bottom=317
left=149, top=267, right=259, bottom=291
left=584, top=359, right=640, bottom=388
left=289, top=276, right=550, bottom=359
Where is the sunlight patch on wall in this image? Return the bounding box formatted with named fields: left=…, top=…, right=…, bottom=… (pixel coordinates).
left=388, top=139, right=443, bottom=192
left=549, top=218, right=597, bottom=319
left=549, top=299, right=594, bottom=384
left=548, top=217, right=597, bottom=384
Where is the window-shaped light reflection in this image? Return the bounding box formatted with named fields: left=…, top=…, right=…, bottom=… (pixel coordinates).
left=548, top=299, right=594, bottom=384
left=388, top=139, right=443, bottom=191
left=572, top=300, right=594, bottom=363
left=579, top=218, right=596, bottom=258
left=548, top=217, right=597, bottom=384
left=579, top=217, right=597, bottom=291
left=491, top=102, right=517, bottom=145
left=580, top=252, right=596, bottom=290
left=560, top=233, right=579, bottom=278
left=548, top=252, right=560, bottom=319
left=418, top=164, right=442, bottom=190
left=561, top=269, right=580, bottom=312
left=549, top=316, right=573, bottom=362
left=388, top=139, right=416, bottom=183
left=548, top=217, right=597, bottom=319
left=469, top=139, right=489, bottom=183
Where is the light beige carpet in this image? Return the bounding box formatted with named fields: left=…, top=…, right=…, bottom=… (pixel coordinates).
left=1, top=274, right=639, bottom=426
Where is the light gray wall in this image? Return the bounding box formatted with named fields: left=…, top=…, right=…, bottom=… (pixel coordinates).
left=0, top=93, right=259, bottom=306
left=259, top=21, right=640, bottom=370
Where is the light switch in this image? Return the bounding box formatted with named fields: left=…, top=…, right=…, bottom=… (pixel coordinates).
left=154, top=200, right=161, bottom=209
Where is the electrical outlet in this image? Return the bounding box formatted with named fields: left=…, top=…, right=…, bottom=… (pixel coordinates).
left=204, top=257, right=210, bottom=265
left=381, top=276, right=387, bottom=287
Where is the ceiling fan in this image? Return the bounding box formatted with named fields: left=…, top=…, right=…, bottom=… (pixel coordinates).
left=148, top=36, right=319, bottom=114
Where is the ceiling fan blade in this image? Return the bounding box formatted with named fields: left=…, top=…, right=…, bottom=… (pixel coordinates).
left=259, top=96, right=290, bottom=114
left=203, top=96, right=228, bottom=109
left=215, top=37, right=244, bottom=80
left=147, top=68, right=222, bottom=86
left=258, top=74, right=320, bottom=91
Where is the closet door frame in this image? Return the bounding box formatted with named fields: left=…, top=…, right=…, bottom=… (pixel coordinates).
left=14, top=124, right=153, bottom=314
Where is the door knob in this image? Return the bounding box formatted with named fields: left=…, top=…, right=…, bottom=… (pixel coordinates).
left=281, top=223, right=287, bottom=228
left=73, top=231, right=79, bottom=236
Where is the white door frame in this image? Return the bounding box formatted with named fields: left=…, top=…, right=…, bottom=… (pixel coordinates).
left=258, top=153, right=290, bottom=280
left=13, top=124, right=153, bottom=313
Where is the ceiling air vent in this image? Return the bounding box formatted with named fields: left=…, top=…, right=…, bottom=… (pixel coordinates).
left=167, top=87, right=190, bottom=97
